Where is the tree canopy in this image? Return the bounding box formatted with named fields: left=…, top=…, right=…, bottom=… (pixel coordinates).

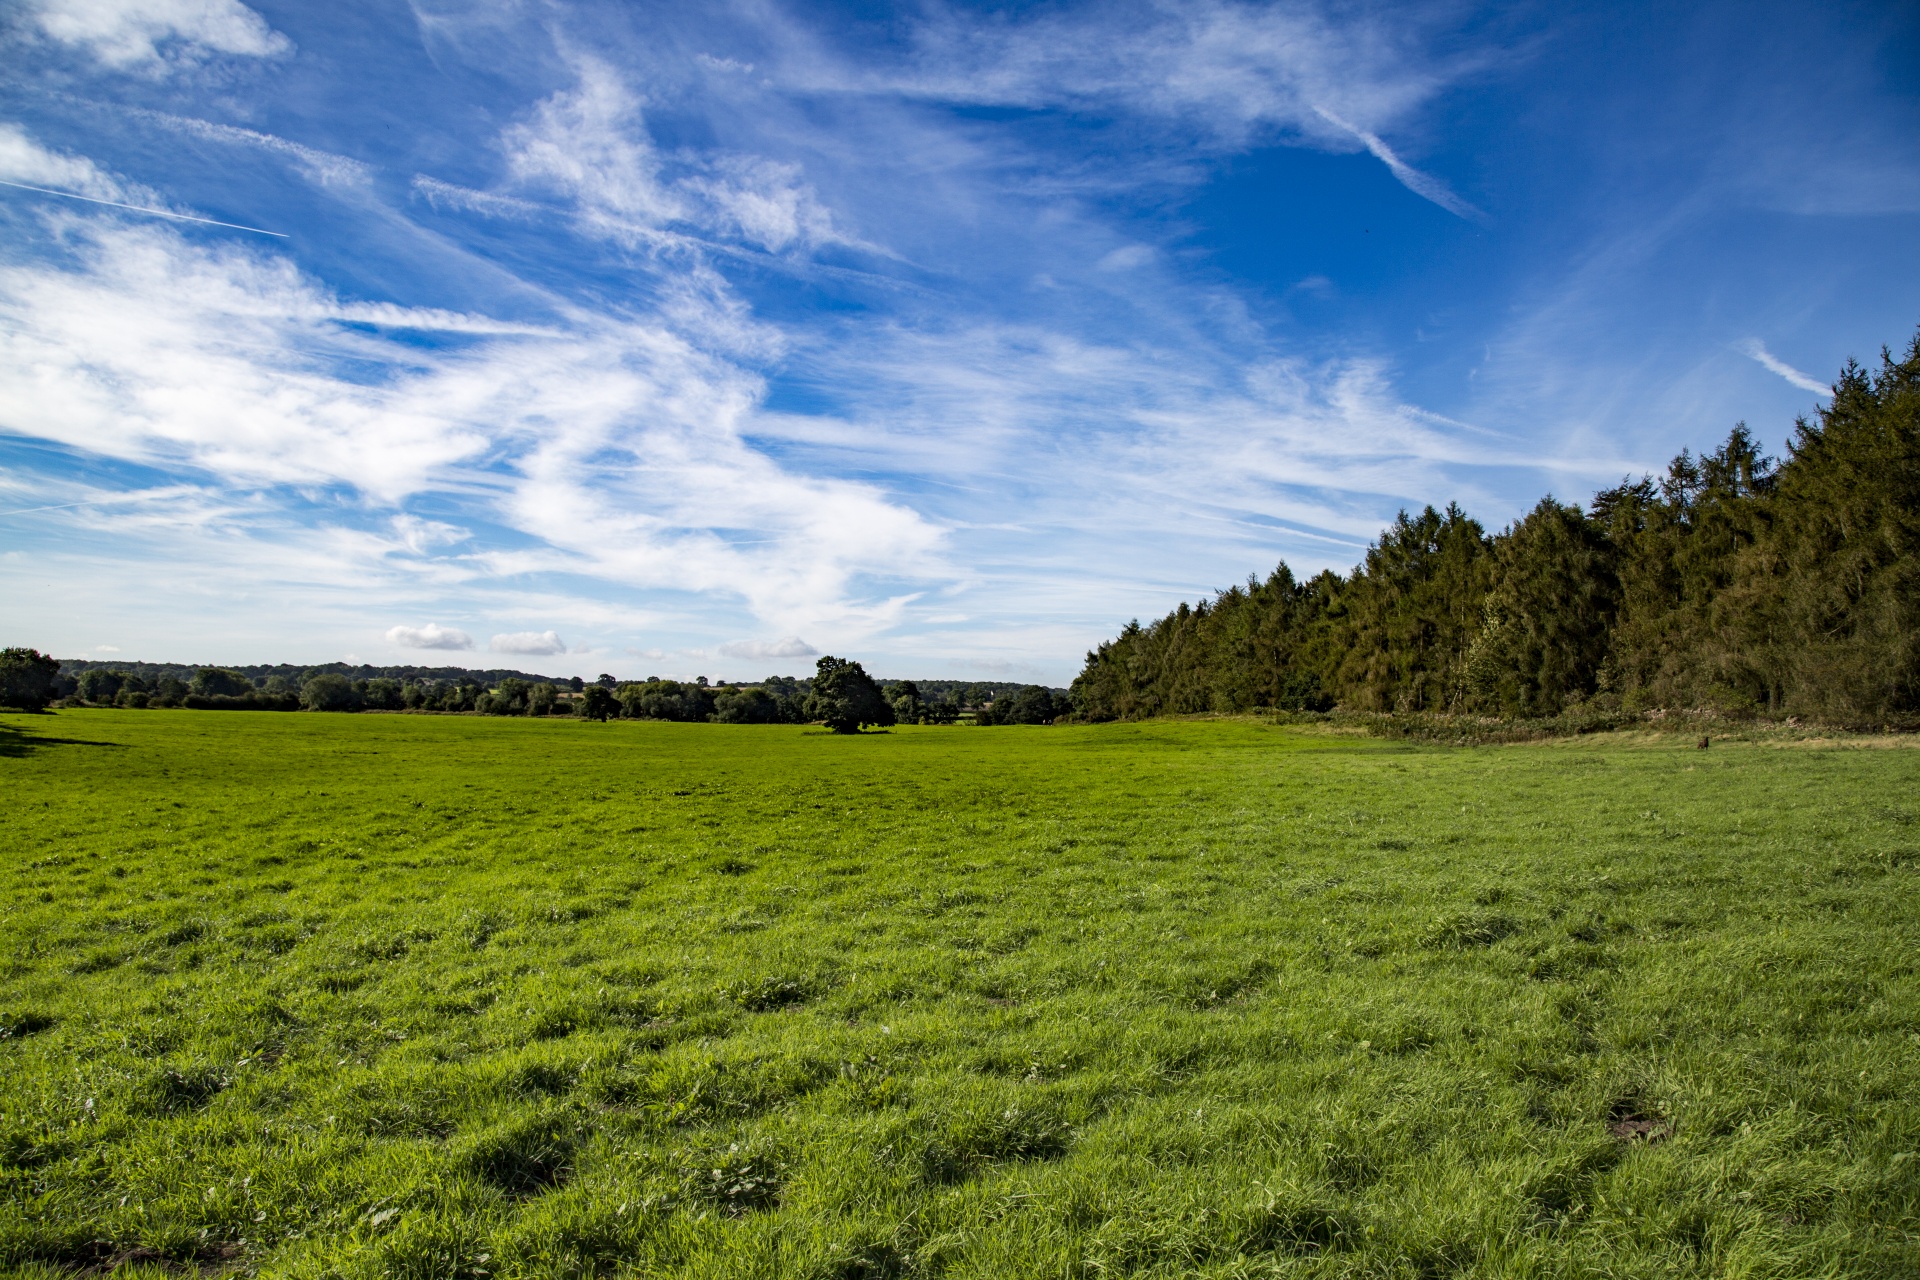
left=1073, top=330, right=1920, bottom=729
left=806, top=656, right=896, bottom=733
left=0, top=648, right=61, bottom=712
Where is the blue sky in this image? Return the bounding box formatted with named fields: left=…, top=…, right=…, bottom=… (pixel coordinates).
left=1, top=0, right=1916, bottom=683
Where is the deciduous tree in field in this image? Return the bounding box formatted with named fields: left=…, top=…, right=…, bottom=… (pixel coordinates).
left=577, top=685, right=617, bottom=721
left=0, top=648, right=60, bottom=711
left=806, top=656, right=895, bottom=733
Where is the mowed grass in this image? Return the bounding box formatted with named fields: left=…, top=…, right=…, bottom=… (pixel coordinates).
left=2, top=712, right=1918, bottom=1280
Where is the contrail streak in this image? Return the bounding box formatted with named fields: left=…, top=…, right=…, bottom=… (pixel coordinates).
left=0, top=178, right=287, bottom=237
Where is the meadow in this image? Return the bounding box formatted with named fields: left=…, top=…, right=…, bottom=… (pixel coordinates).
left=1, top=710, right=1916, bottom=1279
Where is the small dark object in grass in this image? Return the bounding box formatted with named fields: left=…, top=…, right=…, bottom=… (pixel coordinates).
left=1607, top=1100, right=1672, bottom=1143
left=1698, top=736, right=1710, bottom=749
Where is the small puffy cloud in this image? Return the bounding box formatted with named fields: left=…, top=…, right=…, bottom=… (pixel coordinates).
left=387, top=623, right=473, bottom=650
left=33, top=0, right=291, bottom=69
left=491, top=630, right=567, bottom=655
left=94, top=644, right=120, bottom=652
left=718, top=636, right=818, bottom=659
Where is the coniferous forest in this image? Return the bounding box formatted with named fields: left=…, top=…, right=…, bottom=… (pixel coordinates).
left=1072, top=332, right=1920, bottom=729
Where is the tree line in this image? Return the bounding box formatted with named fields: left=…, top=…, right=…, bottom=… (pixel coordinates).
left=1072, top=332, right=1920, bottom=728
left=2, top=649, right=1071, bottom=727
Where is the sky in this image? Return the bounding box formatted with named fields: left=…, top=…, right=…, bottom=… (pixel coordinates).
left=1, top=0, right=1916, bottom=684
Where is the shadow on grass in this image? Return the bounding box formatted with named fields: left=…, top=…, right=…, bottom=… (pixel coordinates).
left=0, top=719, right=124, bottom=758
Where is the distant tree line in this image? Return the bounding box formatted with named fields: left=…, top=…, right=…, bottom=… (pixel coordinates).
left=4, top=648, right=1072, bottom=726
left=1073, top=334, right=1920, bottom=729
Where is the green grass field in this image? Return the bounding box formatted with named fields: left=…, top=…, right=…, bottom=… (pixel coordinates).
left=2, top=710, right=1917, bottom=1279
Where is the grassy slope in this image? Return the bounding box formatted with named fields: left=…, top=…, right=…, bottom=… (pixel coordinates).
left=1, top=710, right=1916, bottom=1279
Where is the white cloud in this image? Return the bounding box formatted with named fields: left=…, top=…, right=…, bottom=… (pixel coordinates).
left=32, top=0, right=290, bottom=69
left=1096, top=244, right=1155, bottom=272
left=1312, top=106, right=1483, bottom=221
left=782, top=0, right=1486, bottom=217
left=387, top=623, right=474, bottom=650
left=718, top=637, right=817, bottom=659
left=683, top=156, right=846, bottom=254
left=412, top=175, right=546, bottom=221
left=498, top=58, right=863, bottom=258
left=1739, top=339, right=1830, bottom=396
left=0, top=213, right=947, bottom=635
left=504, top=57, right=687, bottom=238
left=122, top=108, right=370, bottom=188
left=491, top=630, right=567, bottom=655
left=0, top=124, right=134, bottom=201
left=94, top=644, right=119, bottom=652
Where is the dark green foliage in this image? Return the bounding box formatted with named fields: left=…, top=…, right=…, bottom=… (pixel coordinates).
left=577, top=685, right=616, bottom=722
left=975, top=685, right=1071, bottom=725
left=73, top=668, right=127, bottom=704
left=618, top=680, right=715, bottom=723
left=0, top=648, right=60, bottom=711
left=188, top=668, right=252, bottom=698
left=884, top=680, right=926, bottom=725
left=484, top=678, right=533, bottom=716
left=1076, top=328, right=1920, bottom=727
left=713, top=687, right=785, bottom=724
left=300, top=673, right=360, bottom=712
left=361, top=677, right=406, bottom=710
left=1469, top=498, right=1620, bottom=715
left=806, top=656, right=895, bottom=733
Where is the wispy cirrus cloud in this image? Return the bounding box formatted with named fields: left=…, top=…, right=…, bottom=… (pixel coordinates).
left=117, top=106, right=372, bottom=187
left=1739, top=339, right=1830, bottom=396
left=497, top=55, right=865, bottom=257
left=762, top=0, right=1485, bottom=213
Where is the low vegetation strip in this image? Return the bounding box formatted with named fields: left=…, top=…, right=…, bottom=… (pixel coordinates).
left=2, top=710, right=1917, bottom=1277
